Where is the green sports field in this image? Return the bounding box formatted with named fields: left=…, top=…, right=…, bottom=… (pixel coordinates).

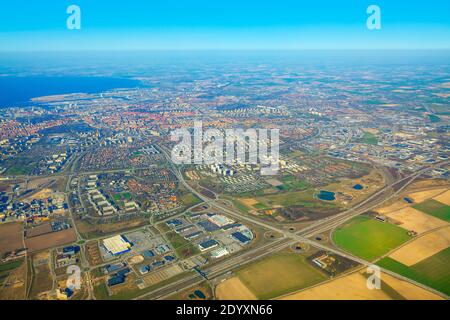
left=378, top=247, right=450, bottom=296
left=413, top=199, right=450, bottom=222
left=332, top=215, right=411, bottom=261
left=113, top=192, right=132, bottom=201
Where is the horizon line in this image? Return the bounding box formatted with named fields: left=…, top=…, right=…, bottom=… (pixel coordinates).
left=1, top=48, right=450, bottom=53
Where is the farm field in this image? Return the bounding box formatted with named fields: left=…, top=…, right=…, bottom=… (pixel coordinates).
left=332, top=215, right=411, bottom=261
left=378, top=247, right=450, bottom=296
left=29, top=251, right=53, bottom=299
left=413, top=199, right=450, bottom=222
left=216, top=277, right=257, bottom=300
left=279, top=270, right=443, bottom=300
left=433, top=190, right=450, bottom=205
left=376, top=200, right=409, bottom=214
left=0, top=222, right=24, bottom=256
left=25, top=229, right=77, bottom=252
left=234, top=252, right=328, bottom=300
left=0, top=259, right=27, bottom=300
left=407, top=188, right=448, bottom=203
left=389, top=226, right=450, bottom=266
left=384, top=207, right=448, bottom=234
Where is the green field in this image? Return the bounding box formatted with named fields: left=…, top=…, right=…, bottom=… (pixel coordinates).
left=361, top=132, right=378, bottom=145
left=5, top=165, right=30, bottom=175
left=93, top=282, right=110, bottom=300
left=378, top=247, right=450, bottom=296
left=180, top=193, right=202, bottom=207
left=413, top=199, right=450, bottom=222
left=113, top=192, right=132, bottom=201
left=0, top=259, right=23, bottom=273
left=256, top=189, right=328, bottom=208
left=230, top=198, right=251, bottom=213
left=280, top=175, right=309, bottom=192
left=253, top=203, right=269, bottom=210
left=0, top=259, right=24, bottom=285
left=236, top=252, right=328, bottom=299
left=166, top=231, right=199, bottom=259
left=333, top=216, right=411, bottom=261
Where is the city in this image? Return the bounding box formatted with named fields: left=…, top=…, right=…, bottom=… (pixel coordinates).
left=0, top=0, right=449, bottom=310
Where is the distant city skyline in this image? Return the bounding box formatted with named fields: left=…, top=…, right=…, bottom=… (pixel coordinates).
left=0, top=0, right=449, bottom=51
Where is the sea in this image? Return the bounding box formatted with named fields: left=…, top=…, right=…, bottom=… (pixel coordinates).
left=0, top=76, right=141, bottom=108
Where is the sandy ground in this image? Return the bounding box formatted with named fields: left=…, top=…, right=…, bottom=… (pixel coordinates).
left=26, top=188, right=54, bottom=201
left=389, top=227, right=450, bottom=266
left=385, top=207, right=448, bottom=234
left=216, top=277, right=257, bottom=300
left=278, top=271, right=443, bottom=300
left=128, top=255, right=144, bottom=265
left=33, top=250, right=51, bottom=263
left=143, top=264, right=183, bottom=287
left=433, top=190, right=450, bottom=206
left=239, top=198, right=259, bottom=207
left=407, top=188, right=447, bottom=203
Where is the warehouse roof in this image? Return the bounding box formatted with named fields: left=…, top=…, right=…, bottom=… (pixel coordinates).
left=103, top=235, right=132, bottom=255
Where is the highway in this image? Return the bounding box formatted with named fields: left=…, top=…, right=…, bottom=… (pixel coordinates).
left=16, top=144, right=447, bottom=300
left=134, top=147, right=449, bottom=300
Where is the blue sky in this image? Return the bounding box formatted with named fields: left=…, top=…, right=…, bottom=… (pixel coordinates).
left=0, top=0, right=449, bottom=51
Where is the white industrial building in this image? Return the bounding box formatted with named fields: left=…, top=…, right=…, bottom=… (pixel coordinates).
left=102, top=235, right=132, bottom=255
left=210, top=247, right=229, bottom=259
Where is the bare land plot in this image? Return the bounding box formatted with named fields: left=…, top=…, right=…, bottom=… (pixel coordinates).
left=143, top=264, right=184, bottom=287
left=25, top=229, right=77, bottom=252
left=0, top=222, right=24, bottom=256
left=25, top=188, right=53, bottom=201
left=26, top=223, right=53, bottom=238
left=239, top=198, right=259, bottom=207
